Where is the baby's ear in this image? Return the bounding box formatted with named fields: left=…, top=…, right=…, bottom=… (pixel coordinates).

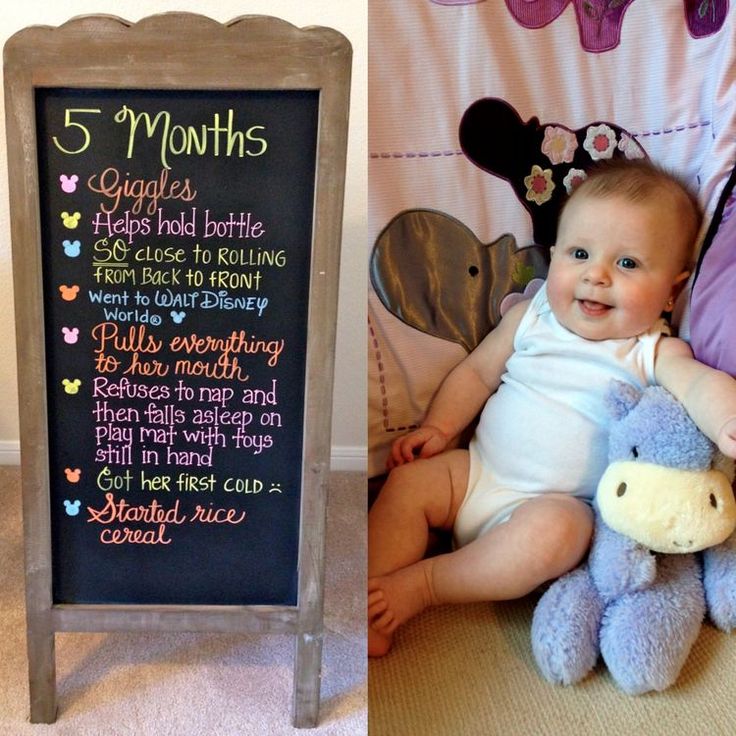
left=672, top=269, right=691, bottom=296
left=606, top=380, right=642, bottom=420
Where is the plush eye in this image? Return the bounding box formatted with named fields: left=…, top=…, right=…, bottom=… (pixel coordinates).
left=617, top=483, right=627, bottom=497
left=468, top=265, right=479, bottom=277
left=631, top=446, right=639, bottom=459
left=710, top=493, right=719, bottom=509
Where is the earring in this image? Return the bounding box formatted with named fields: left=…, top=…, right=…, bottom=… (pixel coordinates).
left=665, top=297, right=675, bottom=312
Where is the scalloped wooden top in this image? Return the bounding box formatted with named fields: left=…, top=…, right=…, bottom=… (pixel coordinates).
left=3, top=12, right=351, bottom=89
left=5, top=12, right=350, bottom=55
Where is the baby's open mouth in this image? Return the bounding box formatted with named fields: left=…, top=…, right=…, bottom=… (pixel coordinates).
left=578, top=299, right=612, bottom=317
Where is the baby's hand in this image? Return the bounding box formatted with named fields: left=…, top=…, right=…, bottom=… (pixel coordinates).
left=387, top=426, right=449, bottom=469
left=717, top=417, right=736, bottom=459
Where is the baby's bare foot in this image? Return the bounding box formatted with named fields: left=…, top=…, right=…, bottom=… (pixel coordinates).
left=368, top=622, right=392, bottom=657
left=368, top=561, right=436, bottom=649
left=368, top=582, right=393, bottom=656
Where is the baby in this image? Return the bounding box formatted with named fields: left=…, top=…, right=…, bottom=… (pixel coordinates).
left=368, top=158, right=736, bottom=657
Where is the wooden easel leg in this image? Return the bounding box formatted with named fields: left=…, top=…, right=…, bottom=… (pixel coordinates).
left=292, top=630, right=323, bottom=728
left=27, top=627, right=57, bottom=723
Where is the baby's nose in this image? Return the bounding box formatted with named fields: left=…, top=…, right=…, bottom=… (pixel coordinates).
left=583, top=263, right=610, bottom=285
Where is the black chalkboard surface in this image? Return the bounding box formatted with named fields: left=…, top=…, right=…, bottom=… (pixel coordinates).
left=36, top=88, right=319, bottom=605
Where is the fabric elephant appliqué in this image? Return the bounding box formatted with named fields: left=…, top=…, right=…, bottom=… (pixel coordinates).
left=531, top=381, right=736, bottom=694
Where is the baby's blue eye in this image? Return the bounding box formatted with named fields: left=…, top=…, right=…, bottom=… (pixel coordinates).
left=573, top=248, right=588, bottom=260
left=619, top=257, right=637, bottom=270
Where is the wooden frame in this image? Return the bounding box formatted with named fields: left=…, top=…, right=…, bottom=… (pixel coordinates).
left=4, top=13, right=351, bottom=727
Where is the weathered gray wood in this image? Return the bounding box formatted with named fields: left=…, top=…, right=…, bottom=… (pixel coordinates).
left=5, top=46, right=56, bottom=725
left=53, top=605, right=298, bottom=634
left=4, top=12, right=351, bottom=728
left=292, top=14, right=352, bottom=724
left=26, top=618, right=56, bottom=723
left=293, top=630, right=324, bottom=728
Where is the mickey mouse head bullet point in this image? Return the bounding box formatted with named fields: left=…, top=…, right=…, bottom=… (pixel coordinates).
left=62, top=327, right=80, bottom=344
left=59, top=174, right=79, bottom=193
left=59, top=285, right=80, bottom=301
left=62, top=378, right=82, bottom=395
left=60, top=211, right=81, bottom=229
left=62, top=239, right=81, bottom=257
left=63, top=499, right=82, bottom=517
left=64, top=468, right=81, bottom=483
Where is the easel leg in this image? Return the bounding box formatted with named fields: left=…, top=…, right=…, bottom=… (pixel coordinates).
left=27, top=626, right=57, bottom=723
left=292, top=630, right=323, bottom=728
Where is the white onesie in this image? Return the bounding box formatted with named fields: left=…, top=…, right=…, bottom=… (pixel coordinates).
left=454, top=283, right=665, bottom=547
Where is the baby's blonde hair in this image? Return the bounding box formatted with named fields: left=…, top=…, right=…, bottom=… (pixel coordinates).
left=561, top=158, right=703, bottom=268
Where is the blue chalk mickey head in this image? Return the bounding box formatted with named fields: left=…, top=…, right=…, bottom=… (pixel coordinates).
left=63, top=499, right=81, bottom=517
left=62, top=239, right=81, bottom=257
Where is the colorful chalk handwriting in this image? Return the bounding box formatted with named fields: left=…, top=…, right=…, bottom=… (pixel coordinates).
left=39, top=89, right=318, bottom=605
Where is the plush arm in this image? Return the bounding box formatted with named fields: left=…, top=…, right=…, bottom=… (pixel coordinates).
left=702, top=529, right=736, bottom=632
left=588, top=511, right=657, bottom=602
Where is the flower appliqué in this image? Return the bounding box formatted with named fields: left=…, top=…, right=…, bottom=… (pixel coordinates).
left=563, top=168, right=588, bottom=194
left=583, top=124, right=617, bottom=160
left=617, top=133, right=646, bottom=160
left=524, top=165, right=555, bottom=205
left=541, top=126, right=578, bottom=165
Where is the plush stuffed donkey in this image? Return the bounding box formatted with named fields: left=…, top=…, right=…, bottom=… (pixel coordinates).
left=531, top=382, right=736, bottom=694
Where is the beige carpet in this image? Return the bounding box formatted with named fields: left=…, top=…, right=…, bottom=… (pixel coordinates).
left=369, top=585, right=736, bottom=735
left=0, top=466, right=366, bottom=736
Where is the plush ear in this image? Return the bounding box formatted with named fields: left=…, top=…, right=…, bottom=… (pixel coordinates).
left=606, top=380, right=643, bottom=421
left=370, top=208, right=549, bottom=352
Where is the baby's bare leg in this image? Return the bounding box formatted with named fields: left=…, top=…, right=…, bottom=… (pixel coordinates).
left=368, top=449, right=470, bottom=576
left=370, top=494, right=593, bottom=653
left=368, top=450, right=469, bottom=655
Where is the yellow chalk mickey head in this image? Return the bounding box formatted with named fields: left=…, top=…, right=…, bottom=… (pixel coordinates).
left=62, top=378, right=81, bottom=395
left=60, top=211, right=81, bottom=229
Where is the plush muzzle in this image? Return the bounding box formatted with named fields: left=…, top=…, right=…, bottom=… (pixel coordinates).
left=597, top=460, right=736, bottom=553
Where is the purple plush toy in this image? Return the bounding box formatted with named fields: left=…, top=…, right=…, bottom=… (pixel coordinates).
left=532, top=381, right=736, bottom=694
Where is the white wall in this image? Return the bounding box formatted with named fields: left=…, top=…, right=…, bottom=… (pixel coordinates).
left=0, top=0, right=366, bottom=470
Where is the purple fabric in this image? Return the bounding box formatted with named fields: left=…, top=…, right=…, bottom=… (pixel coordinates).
left=684, top=0, right=729, bottom=38
left=502, top=1, right=728, bottom=50
left=690, top=193, right=736, bottom=374
left=504, top=0, right=569, bottom=28
left=504, top=0, right=636, bottom=52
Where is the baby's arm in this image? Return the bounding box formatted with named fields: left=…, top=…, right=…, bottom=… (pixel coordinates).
left=388, top=299, right=527, bottom=467
left=655, top=337, right=736, bottom=458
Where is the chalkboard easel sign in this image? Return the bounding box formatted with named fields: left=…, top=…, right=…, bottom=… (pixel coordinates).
left=4, top=13, right=351, bottom=727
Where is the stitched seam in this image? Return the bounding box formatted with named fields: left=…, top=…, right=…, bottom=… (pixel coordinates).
left=368, top=122, right=712, bottom=161
left=631, top=121, right=712, bottom=137
left=369, top=313, right=420, bottom=434
left=369, top=149, right=464, bottom=160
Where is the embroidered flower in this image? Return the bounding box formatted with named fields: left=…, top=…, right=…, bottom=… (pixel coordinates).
left=524, top=165, right=555, bottom=205
left=541, top=126, right=578, bottom=165
left=617, top=133, right=646, bottom=160
left=583, top=124, right=617, bottom=160
left=563, top=168, right=588, bottom=194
